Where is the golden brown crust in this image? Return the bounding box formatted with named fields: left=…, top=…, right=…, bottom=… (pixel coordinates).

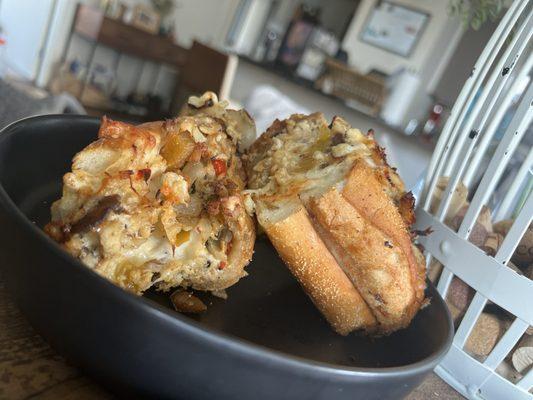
left=308, top=189, right=416, bottom=333
left=246, top=113, right=426, bottom=335
left=264, top=205, right=377, bottom=335
left=341, top=159, right=426, bottom=308
left=398, top=192, right=416, bottom=227
left=45, top=95, right=256, bottom=295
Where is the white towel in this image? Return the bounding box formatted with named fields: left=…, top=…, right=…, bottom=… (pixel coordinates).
left=244, top=85, right=310, bottom=135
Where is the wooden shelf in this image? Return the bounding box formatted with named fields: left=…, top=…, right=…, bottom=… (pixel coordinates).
left=73, top=5, right=187, bottom=67
left=63, top=4, right=189, bottom=122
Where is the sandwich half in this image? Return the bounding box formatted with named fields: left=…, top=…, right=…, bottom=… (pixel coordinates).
left=245, top=113, right=426, bottom=335
left=46, top=92, right=255, bottom=295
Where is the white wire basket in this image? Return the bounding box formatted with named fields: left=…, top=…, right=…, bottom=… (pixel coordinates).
left=414, top=1, right=533, bottom=399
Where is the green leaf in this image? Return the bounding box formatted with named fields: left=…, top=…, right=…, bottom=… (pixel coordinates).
left=488, top=6, right=498, bottom=20
left=450, top=0, right=504, bottom=30
left=481, top=8, right=488, bottom=22
left=495, top=0, right=503, bottom=13
left=471, top=16, right=481, bottom=30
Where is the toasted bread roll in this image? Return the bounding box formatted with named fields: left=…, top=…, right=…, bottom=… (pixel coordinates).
left=342, top=160, right=426, bottom=305
left=309, top=189, right=416, bottom=332
left=246, top=113, right=426, bottom=334
left=260, top=202, right=377, bottom=335
left=46, top=92, right=255, bottom=295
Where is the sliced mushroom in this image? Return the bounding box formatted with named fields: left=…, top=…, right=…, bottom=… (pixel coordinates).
left=170, top=290, right=207, bottom=313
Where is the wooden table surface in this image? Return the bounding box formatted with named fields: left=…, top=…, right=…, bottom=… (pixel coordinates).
left=0, top=277, right=463, bottom=400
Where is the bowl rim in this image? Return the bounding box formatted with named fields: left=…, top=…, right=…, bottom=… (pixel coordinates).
left=0, top=114, right=454, bottom=379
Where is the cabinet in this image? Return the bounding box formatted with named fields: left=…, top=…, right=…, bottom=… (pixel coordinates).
left=62, top=4, right=188, bottom=120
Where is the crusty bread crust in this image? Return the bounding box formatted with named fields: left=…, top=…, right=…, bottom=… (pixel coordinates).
left=309, top=189, right=416, bottom=333
left=246, top=113, right=426, bottom=335
left=342, top=160, right=426, bottom=307
left=264, top=205, right=377, bottom=335
left=46, top=94, right=256, bottom=295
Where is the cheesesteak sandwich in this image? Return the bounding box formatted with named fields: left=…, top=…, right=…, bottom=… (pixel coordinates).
left=46, top=92, right=255, bottom=296
left=245, top=113, right=426, bottom=335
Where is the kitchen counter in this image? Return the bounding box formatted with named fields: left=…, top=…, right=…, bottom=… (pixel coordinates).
left=0, top=277, right=463, bottom=399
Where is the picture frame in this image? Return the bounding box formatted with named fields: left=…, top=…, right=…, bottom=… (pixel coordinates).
left=131, top=5, right=160, bottom=34
left=359, top=1, right=430, bottom=58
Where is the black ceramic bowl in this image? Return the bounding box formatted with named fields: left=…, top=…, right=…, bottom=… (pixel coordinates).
left=0, top=115, right=453, bottom=400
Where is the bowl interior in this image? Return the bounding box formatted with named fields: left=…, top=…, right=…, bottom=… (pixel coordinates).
left=0, top=115, right=452, bottom=369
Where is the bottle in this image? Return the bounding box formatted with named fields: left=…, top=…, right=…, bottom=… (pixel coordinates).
left=277, top=5, right=319, bottom=71
left=422, top=104, right=444, bottom=136
left=0, top=33, right=6, bottom=78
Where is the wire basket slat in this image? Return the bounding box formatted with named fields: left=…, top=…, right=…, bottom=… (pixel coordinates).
left=417, top=209, right=533, bottom=324
left=484, top=318, right=529, bottom=369
left=463, top=53, right=533, bottom=188
left=436, top=266, right=455, bottom=296
left=435, top=19, right=533, bottom=230
left=519, top=368, right=533, bottom=390
left=455, top=84, right=532, bottom=240
left=436, top=321, right=532, bottom=399
left=477, top=365, right=532, bottom=399
left=437, top=347, right=516, bottom=399
left=431, top=9, right=533, bottom=230
left=435, top=127, right=532, bottom=298
left=441, top=8, right=533, bottom=180
left=422, top=0, right=529, bottom=211
left=495, top=192, right=533, bottom=263
left=454, top=293, right=489, bottom=347
left=415, top=1, right=533, bottom=397
left=493, top=148, right=533, bottom=221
